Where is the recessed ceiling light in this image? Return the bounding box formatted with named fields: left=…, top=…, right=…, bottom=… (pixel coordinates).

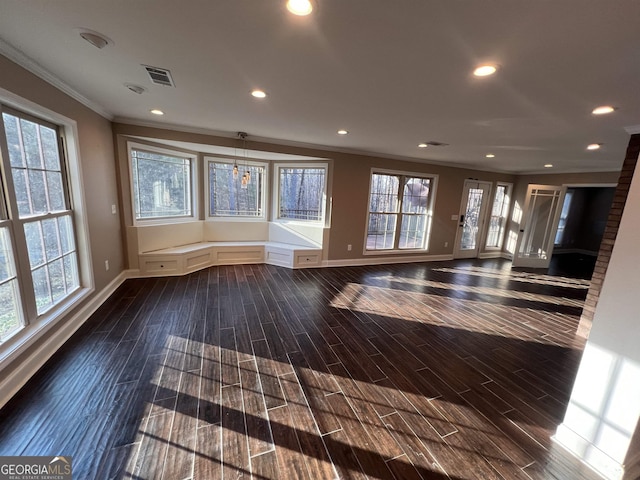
left=418, top=143, right=428, bottom=148
left=544, top=164, right=553, bottom=168
left=77, top=28, right=113, bottom=49
left=587, top=143, right=602, bottom=150
left=473, top=64, right=498, bottom=77
left=592, top=105, right=616, bottom=115
left=251, top=90, right=267, bottom=98
left=286, top=0, right=313, bottom=16
left=485, top=153, right=495, bottom=158
left=150, top=109, right=164, bottom=116
left=337, top=129, right=348, bottom=135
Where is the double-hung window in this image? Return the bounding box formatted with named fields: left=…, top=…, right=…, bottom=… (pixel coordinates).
left=366, top=170, right=436, bottom=251
left=0, top=195, right=21, bottom=342
left=0, top=106, right=83, bottom=344
left=129, top=144, right=196, bottom=222
left=207, top=157, right=266, bottom=219
left=485, top=182, right=512, bottom=249
left=275, top=164, right=327, bottom=222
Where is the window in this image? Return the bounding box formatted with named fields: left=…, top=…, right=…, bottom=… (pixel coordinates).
left=129, top=146, right=195, bottom=221
left=0, top=107, right=82, bottom=344
left=555, top=189, right=574, bottom=246
left=276, top=165, right=327, bottom=222
left=0, top=227, right=21, bottom=342
left=207, top=158, right=266, bottom=218
left=366, top=171, right=435, bottom=251
left=486, top=183, right=512, bottom=249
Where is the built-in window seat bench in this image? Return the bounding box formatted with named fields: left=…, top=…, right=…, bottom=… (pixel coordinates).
left=131, top=222, right=324, bottom=276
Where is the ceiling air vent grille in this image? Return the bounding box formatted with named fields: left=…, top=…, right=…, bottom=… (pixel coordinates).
left=143, top=65, right=175, bottom=87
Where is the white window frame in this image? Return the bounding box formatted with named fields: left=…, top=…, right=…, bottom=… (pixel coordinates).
left=127, top=142, right=198, bottom=226
left=205, top=155, right=268, bottom=222
left=273, top=162, right=328, bottom=225
left=364, top=168, right=438, bottom=255
left=0, top=87, right=93, bottom=365
left=485, top=182, right=512, bottom=250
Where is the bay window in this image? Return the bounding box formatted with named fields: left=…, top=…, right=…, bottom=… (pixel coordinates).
left=207, top=158, right=266, bottom=218
left=129, top=145, right=195, bottom=222
left=276, top=164, right=327, bottom=222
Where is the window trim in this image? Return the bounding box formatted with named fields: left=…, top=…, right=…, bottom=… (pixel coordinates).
left=127, top=142, right=198, bottom=226
left=273, top=162, right=328, bottom=225
left=363, top=167, right=438, bottom=255
left=205, top=156, right=268, bottom=222
left=0, top=87, right=93, bottom=365
left=485, top=181, right=512, bottom=251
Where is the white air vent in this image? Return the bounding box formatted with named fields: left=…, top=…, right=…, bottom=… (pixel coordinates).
left=143, top=65, right=175, bottom=87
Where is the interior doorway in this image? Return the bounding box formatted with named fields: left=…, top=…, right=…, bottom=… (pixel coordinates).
left=512, top=184, right=616, bottom=271
left=553, top=186, right=616, bottom=256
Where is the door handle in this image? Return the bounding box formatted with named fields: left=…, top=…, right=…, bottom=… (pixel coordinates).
left=459, top=214, right=465, bottom=227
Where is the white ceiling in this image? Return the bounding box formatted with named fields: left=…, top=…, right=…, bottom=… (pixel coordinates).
left=1, top=0, right=638, bottom=174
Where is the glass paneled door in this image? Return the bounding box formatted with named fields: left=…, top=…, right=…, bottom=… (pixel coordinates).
left=454, top=180, right=492, bottom=259
left=512, top=184, right=565, bottom=268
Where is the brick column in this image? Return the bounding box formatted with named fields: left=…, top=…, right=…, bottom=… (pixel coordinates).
left=577, top=133, right=640, bottom=337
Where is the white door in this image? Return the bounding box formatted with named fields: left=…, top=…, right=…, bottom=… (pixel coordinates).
left=512, top=184, right=565, bottom=268
left=454, top=180, right=492, bottom=259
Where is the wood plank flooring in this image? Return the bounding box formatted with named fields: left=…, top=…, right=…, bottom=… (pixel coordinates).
left=0, top=256, right=604, bottom=479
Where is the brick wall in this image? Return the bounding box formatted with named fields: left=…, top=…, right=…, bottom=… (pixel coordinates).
left=577, top=133, right=640, bottom=337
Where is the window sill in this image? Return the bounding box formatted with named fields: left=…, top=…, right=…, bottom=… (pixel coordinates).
left=363, top=248, right=429, bottom=256
left=0, top=286, right=93, bottom=367
left=133, top=216, right=198, bottom=227
left=273, top=218, right=325, bottom=226
left=207, top=217, right=267, bottom=222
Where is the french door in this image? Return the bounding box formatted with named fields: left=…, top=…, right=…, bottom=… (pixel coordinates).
left=453, top=180, right=492, bottom=259
left=512, top=184, right=565, bottom=268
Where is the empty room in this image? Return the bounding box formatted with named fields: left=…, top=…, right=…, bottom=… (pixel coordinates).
left=0, top=1, right=639, bottom=479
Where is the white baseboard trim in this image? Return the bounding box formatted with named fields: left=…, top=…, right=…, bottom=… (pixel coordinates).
left=0, top=271, right=129, bottom=410
left=478, top=251, right=513, bottom=260
left=325, top=254, right=454, bottom=268
left=553, top=248, right=599, bottom=257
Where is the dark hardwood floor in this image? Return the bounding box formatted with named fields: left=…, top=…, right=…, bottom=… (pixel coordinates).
left=0, top=256, right=604, bottom=479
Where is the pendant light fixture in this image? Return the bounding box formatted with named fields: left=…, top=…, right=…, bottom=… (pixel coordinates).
left=237, top=132, right=250, bottom=189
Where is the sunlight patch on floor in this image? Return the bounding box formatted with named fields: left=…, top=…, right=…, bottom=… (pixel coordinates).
left=431, top=266, right=591, bottom=289
left=368, top=275, right=585, bottom=308
left=330, top=282, right=583, bottom=348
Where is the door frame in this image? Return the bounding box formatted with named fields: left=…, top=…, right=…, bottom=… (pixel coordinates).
left=453, top=179, right=492, bottom=259
left=512, top=184, right=566, bottom=268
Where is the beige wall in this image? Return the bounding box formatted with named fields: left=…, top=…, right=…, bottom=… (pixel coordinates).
left=113, top=122, right=623, bottom=264
left=329, top=153, right=516, bottom=260
left=0, top=55, right=123, bottom=289
left=113, top=123, right=520, bottom=263
left=0, top=54, right=123, bottom=377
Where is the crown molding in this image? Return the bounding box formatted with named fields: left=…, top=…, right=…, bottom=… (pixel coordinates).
left=0, top=38, right=113, bottom=120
